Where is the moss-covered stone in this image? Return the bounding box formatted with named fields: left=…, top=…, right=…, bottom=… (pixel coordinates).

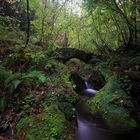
left=44, top=104, right=67, bottom=137
left=16, top=104, right=67, bottom=140
left=86, top=76, right=137, bottom=134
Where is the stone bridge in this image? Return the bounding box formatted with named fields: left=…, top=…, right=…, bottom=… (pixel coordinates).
left=53, top=48, right=100, bottom=63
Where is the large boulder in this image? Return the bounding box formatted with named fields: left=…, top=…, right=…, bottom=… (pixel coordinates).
left=86, top=76, right=137, bottom=134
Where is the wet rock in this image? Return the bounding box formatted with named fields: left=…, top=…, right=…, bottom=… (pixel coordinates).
left=70, top=72, right=86, bottom=93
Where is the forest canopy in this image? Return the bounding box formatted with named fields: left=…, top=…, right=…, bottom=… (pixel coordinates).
left=1, top=0, right=139, bottom=53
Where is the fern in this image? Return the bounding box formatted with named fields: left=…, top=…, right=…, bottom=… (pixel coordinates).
left=0, top=66, right=47, bottom=91
left=0, top=66, right=12, bottom=90
left=0, top=66, right=11, bottom=80
left=22, top=70, right=47, bottom=83
left=4, top=72, right=21, bottom=89
left=0, top=65, right=21, bottom=90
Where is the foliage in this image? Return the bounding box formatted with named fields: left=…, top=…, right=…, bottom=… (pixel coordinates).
left=0, top=15, right=21, bottom=40
left=0, top=66, right=47, bottom=91
left=0, top=63, right=48, bottom=113
left=83, top=0, right=139, bottom=50
left=22, top=70, right=46, bottom=84
left=4, top=72, right=21, bottom=90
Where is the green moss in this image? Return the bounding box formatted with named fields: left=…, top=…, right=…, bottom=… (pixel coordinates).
left=44, top=104, right=67, bottom=137
left=16, top=116, right=35, bottom=133
left=79, top=64, right=93, bottom=77
left=17, top=115, right=50, bottom=140
left=16, top=104, right=67, bottom=140
left=86, top=76, right=137, bottom=134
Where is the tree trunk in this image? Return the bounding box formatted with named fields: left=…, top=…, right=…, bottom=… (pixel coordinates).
left=25, top=0, right=30, bottom=47
left=40, top=0, right=48, bottom=46
left=134, top=0, right=137, bottom=45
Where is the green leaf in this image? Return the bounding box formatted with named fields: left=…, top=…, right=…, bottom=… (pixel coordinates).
left=12, top=80, right=21, bottom=89
left=22, top=70, right=47, bottom=83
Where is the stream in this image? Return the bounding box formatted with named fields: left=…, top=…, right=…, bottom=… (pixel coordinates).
left=76, top=81, right=139, bottom=140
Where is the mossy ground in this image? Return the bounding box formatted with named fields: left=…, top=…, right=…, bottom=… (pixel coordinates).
left=16, top=104, right=67, bottom=140
left=15, top=59, right=77, bottom=140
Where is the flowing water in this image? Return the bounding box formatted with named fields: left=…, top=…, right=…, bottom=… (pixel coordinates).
left=76, top=115, right=115, bottom=140
left=81, top=81, right=97, bottom=96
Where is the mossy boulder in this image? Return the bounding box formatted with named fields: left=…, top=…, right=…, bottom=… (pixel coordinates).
left=86, top=76, right=137, bottom=134
left=16, top=104, right=67, bottom=140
